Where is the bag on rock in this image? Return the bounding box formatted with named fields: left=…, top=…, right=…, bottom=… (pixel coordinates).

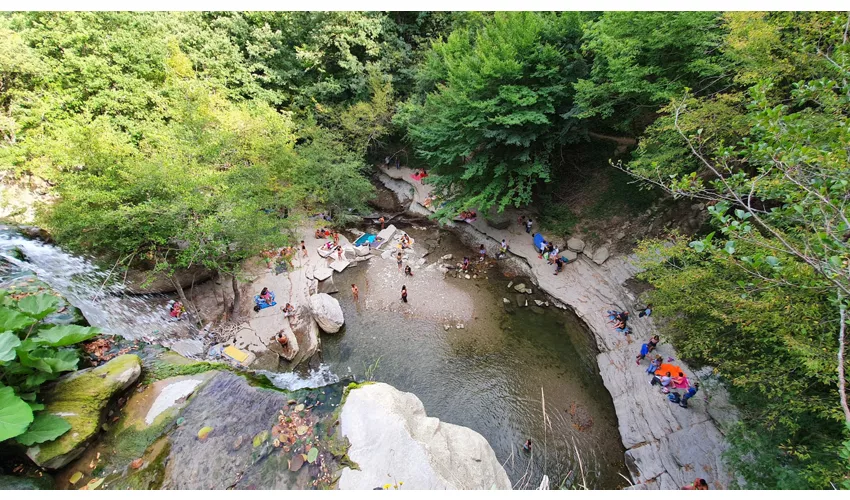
left=667, top=392, right=681, bottom=404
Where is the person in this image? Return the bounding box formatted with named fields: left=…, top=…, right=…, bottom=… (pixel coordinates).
left=404, top=265, right=413, bottom=277
left=674, top=372, right=691, bottom=390
left=671, top=371, right=686, bottom=388
left=384, top=155, right=390, bottom=166
left=396, top=252, right=403, bottom=272
left=337, top=246, right=344, bottom=261
left=523, top=439, right=532, bottom=452
left=636, top=342, right=651, bottom=365
left=679, top=382, right=700, bottom=408
left=647, top=335, right=660, bottom=353
left=651, top=371, right=672, bottom=390
left=169, top=300, right=185, bottom=320
left=478, top=244, right=486, bottom=262
left=282, top=303, right=295, bottom=318
left=351, top=284, right=359, bottom=300
left=548, top=245, right=560, bottom=264
left=638, top=303, right=653, bottom=318
left=401, top=234, right=411, bottom=249
left=401, top=285, right=408, bottom=303
left=333, top=231, right=340, bottom=246
left=681, top=478, right=708, bottom=490
left=525, top=218, right=533, bottom=234
left=301, top=240, right=308, bottom=258
left=616, top=311, right=630, bottom=324
left=646, top=355, right=662, bottom=375
left=315, top=228, right=323, bottom=239
left=554, top=257, right=564, bottom=275
left=462, top=257, right=470, bottom=272
left=518, top=215, right=526, bottom=226
left=423, top=196, right=433, bottom=208
left=260, top=287, right=274, bottom=305
left=277, top=333, right=289, bottom=347
left=379, top=216, right=385, bottom=229
left=498, top=239, right=508, bottom=259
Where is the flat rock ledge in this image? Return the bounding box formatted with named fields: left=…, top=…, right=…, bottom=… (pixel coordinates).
left=339, top=383, right=511, bottom=490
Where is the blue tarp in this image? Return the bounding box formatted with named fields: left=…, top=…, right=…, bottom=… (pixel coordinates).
left=532, top=233, right=545, bottom=252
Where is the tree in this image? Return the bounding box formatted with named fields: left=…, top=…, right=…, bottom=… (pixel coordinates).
left=574, top=12, right=727, bottom=132
left=403, top=12, right=587, bottom=216
left=625, top=19, right=850, bottom=486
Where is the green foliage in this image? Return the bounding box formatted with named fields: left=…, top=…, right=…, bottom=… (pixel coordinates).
left=404, top=12, right=587, bottom=215
left=0, top=293, right=99, bottom=445
left=574, top=12, right=727, bottom=130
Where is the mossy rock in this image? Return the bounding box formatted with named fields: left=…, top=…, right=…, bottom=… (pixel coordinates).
left=0, top=474, right=55, bottom=490
left=26, top=354, right=142, bottom=470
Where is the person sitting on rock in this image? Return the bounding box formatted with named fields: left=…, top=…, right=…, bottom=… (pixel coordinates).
left=462, top=257, right=470, bottom=272
left=404, top=265, right=413, bottom=277
left=681, top=478, right=708, bottom=490
left=169, top=300, right=185, bottom=321
left=260, top=287, right=274, bottom=305
left=523, top=439, right=532, bottom=452
left=277, top=333, right=289, bottom=347
left=498, top=239, right=508, bottom=259
left=646, top=355, right=662, bottom=375
left=315, top=228, right=324, bottom=239
left=282, top=303, right=295, bottom=318
left=554, top=257, right=564, bottom=276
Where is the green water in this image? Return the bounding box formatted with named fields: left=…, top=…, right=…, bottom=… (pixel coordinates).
left=320, top=225, right=629, bottom=489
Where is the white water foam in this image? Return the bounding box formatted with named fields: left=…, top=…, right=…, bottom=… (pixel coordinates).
left=259, top=363, right=340, bottom=391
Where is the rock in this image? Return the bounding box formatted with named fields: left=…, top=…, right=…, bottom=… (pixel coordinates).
left=534, top=300, right=544, bottom=306
left=316, top=275, right=339, bottom=295
left=338, top=383, right=511, bottom=490
left=354, top=245, right=371, bottom=257
left=170, top=339, right=204, bottom=358
left=123, top=265, right=215, bottom=295
left=309, top=293, right=345, bottom=334
left=484, top=210, right=511, bottom=230
left=562, top=250, right=578, bottom=262
left=314, top=267, right=333, bottom=281
left=514, top=283, right=527, bottom=293
left=464, top=274, right=471, bottom=280
left=417, top=257, right=426, bottom=266
left=289, top=309, right=319, bottom=366
left=0, top=474, right=55, bottom=490
left=503, top=298, right=510, bottom=304
left=566, top=237, right=585, bottom=253
left=525, top=288, right=533, bottom=295
left=615, top=232, right=625, bottom=240
left=381, top=250, right=393, bottom=260
left=441, top=254, right=453, bottom=261
left=515, top=294, right=526, bottom=307
left=26, top=354, right=142, bottom=469
left=507, top=281, right=513, bottom=289
left=456, top=324, right=464, bottom=329
left=343, top=246, right=357, bottom=260
left=591, top=246, right=610, bottom=266
left=530, top=306, right=544, bottom=315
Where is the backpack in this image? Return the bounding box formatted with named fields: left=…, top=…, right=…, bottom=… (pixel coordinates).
left=253, top=304, right=261, bottom=313
left=667, top=392, right=681, bottom=404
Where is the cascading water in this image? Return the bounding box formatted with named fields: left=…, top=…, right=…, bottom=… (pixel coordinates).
left=259, top=364, right=340, bottom=391
left=0, top=225, right=186, bottom=340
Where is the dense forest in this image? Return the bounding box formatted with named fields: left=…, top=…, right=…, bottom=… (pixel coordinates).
left=1, top=11, right=849, bottom=489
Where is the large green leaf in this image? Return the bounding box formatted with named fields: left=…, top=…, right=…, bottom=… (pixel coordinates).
left=16, top=294, right=60, bottom=320
left=0, top=331, right=21, bottom=362
left=14, top=413, right=72, bottom=446
left=0, top=307, right=36, bottom=332
left=16, top=347, right=54, bottom=373
left=33, top=325, right=100, bottom=347
left=41, top=349, right=79, bottom=373
left=0, top=386, right=34, bottom=442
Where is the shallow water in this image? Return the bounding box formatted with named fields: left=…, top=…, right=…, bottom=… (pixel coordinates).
left=321, top=225, right=629, bottom=489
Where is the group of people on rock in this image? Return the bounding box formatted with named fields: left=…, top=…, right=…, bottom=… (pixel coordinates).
left=315, top=227, right=339, bottom=244
left=167, top=300, right=185, bottom=321
left=458, top=210, right=477, bottom=222
left=607, top=309, right=633, bottom=336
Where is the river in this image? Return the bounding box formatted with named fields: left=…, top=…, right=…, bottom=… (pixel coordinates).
left=0, top=223, right=628, bottom=489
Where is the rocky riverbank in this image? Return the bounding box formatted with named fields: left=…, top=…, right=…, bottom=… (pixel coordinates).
left=376, top=164, right=736, bottom=490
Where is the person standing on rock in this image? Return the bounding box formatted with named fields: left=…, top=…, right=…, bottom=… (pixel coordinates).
left=499, top=239, right=508, bottom=259
left=401, top=285, right=408, bottom=303
left=301, top=240, right=308, bottom=258
left=351, top=284, right=359, bottom=300
left=397, top=252, right=403, bottom=272
left=379, top=216, right=385, bottom=229
left=525, top=218, right=533, bottom=234
left=554, top=257, right=564, bottom=275
left=679, top=382, right=700, bottom=408
left=478, top=244, right=486, bottom=262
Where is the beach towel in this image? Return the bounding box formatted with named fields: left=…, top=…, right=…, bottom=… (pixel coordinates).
left=254, top=292, right=277, bottom=310
left=655, top=363, right=683, bottom=377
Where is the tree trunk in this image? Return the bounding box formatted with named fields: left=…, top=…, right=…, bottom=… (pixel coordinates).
left=230, top=274, right=241, bottom=321
left=838, top=293, right=850, bottom=424
left=171, top=275, right=202, bottom=326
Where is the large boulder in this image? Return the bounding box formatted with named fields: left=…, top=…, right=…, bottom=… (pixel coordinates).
left=309, top=293, right=344, bottom=333
left=591, top=246, right=610, bottom=265
left=562, top=250, right=578, bottom=262
left=484, top=210, right=511, bottom=230
left=26, top=354, right=142, bottom=469
left=567, top=237, right=585, bottom=253
left=338, top=383, right=511, bottom=490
